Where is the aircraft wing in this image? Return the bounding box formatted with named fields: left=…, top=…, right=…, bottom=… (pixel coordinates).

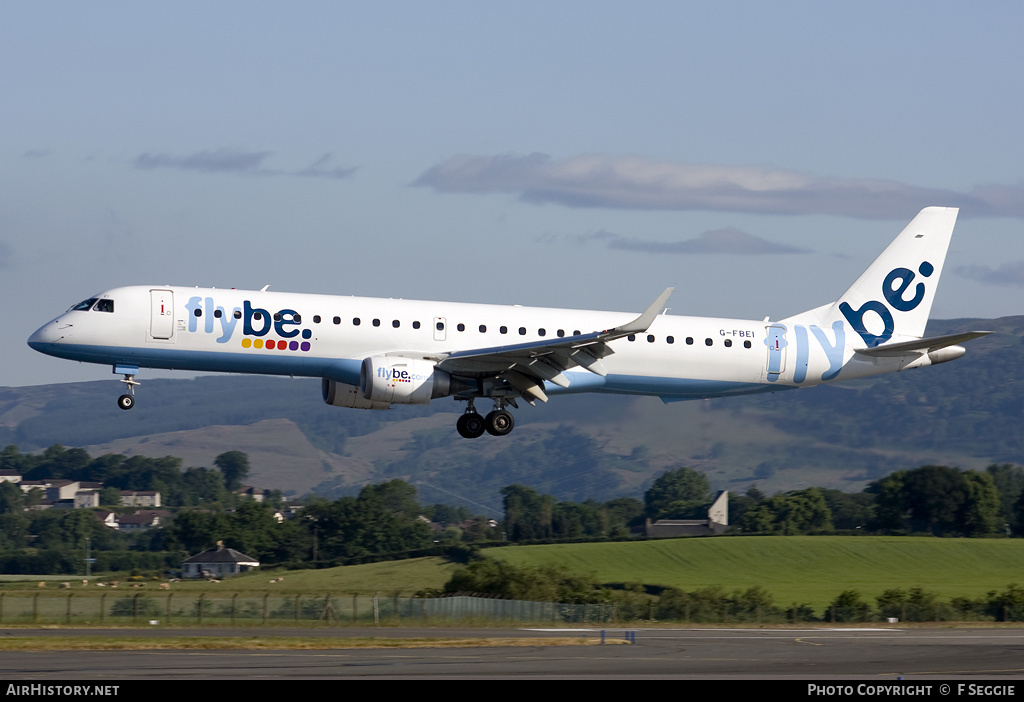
left=854, top=330, right=992, bottom=357
left=435, top=288, right=674, bottom=402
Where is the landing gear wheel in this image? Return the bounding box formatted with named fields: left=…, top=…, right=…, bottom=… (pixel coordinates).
left=117, top=394, right=135, bottom=411
left=456, top=412, right=486, bottom=439
left=485, top=409, right=515, bottom=436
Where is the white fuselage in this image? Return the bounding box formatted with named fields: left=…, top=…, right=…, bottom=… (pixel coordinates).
left=27, top=284, right=898, bottom=401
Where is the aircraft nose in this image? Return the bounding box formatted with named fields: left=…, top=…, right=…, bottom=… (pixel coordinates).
left=27, top=320, right=67, bottom=351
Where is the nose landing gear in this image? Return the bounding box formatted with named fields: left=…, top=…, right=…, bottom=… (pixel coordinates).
left=115, top=365, right=140, bottom=411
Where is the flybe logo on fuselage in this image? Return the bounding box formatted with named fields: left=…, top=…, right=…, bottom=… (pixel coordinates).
left=183, top=297, right=313, bottom=352
left=839, top=262, right=934, bottom=348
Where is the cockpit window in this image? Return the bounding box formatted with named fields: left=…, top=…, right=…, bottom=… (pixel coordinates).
left=93, top=299, right=114, bottom=313
left=70, top=298, right=98, bottom=311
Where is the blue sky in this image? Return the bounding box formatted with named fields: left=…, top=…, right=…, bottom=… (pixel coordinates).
left=3, top=2, right=1022, bottom=387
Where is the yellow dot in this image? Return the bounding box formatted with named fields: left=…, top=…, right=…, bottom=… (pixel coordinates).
left=241, top=338, right=251, bottom=349
left=254, top=339, right=264, bottom=349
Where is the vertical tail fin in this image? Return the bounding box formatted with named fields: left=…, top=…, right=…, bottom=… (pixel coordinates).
left=786, top=207, right=958, bottom=348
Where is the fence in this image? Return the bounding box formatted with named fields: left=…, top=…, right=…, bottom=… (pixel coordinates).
left=0, top=592, right=616, bottom=626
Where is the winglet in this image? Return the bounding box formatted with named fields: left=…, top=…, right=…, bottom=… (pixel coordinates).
left=611, top=288, right=674, bottom=335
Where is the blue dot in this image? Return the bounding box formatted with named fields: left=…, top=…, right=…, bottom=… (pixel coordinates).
left=302, top=329, right=312, bottom=339
left=919, top=261, right=934, bottom=277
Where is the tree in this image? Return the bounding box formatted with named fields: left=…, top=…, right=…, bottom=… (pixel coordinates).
left=961, top=470, right=1002, bottom=537
left=444, top=558, right=607, bottom=603
left=501, top=484, right=554, bottom=541
left=987, top=464, right=1024, bottom=532
left=820, top=488, right=874, bottom=530
left=739, top=488, right=833, bottom=534
left=644, top=467, right=711, bottom=520
left=0, top=481, right=24, bottom=514
left=214, top=451, right=251, bottom=491
left=873, top=465, right=1004, bottom=536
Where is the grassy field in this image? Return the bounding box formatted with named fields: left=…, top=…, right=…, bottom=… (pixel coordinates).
left=5, top=537, right=1023, bottom=612
left=487, top=536, right=1024, bottom=608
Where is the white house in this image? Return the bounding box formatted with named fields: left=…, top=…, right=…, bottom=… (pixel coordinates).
left=182, top=543, right=259, bottom=579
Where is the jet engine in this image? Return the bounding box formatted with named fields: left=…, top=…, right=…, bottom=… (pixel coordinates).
left=322, top=379, right=391, bottom=409
left=359, top=356, right=451, bottom=404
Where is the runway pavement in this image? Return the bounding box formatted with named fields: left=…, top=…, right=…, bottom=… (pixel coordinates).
left=2, top=626, right=1024, bottom=680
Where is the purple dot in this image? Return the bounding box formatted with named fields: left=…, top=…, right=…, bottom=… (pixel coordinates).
left=289, top=341, right=299, bottom=351
left=300, top=342, right=311, bottom=352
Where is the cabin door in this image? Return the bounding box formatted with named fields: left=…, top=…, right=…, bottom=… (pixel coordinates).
left=765, top=324, right=787, bottom=382
left=150, top=289, right=174, bottom=340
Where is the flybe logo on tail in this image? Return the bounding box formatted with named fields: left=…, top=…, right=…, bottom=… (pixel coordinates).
left=839, top=262, right=934, bottom=348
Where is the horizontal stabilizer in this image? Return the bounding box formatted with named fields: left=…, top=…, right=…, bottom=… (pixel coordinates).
left=855, top=331, right=991, bottom=357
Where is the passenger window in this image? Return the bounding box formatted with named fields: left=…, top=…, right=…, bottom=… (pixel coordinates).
left=214, top=309, right=222, bottom=318
left=457, top=323, right=465, bottom=332
left=313, top=315, right=321, bottom=324
left=667, top=336, right=675, bottom=344
left=744, top=340, right=752, bottom=349
left=705, top=338, right=713, bottom=346
left=686, top=337, right=694, bottom=345
left=373, top=319, right=380, bottom=327
left=436, top=321, right=445, bottom=331
left=479, top=325, right=486, bottom=333
left=557, top=329, right=565, bottom=338
left=573, top=330, right=581, bottom=336
left=538, top=328, right=546, bottom=337
left=334, top=317, right=341, bottom=325
left=392, top=320, right=400, bottom=328
left=194, top=308, right=202, bottom=317
left=627, top=334, right=636, bottom=342
left=352, top=317, right=360, bottom=326
left=647, top=335, right=655, bottom=343
left=234, top=310, right=242, bottom=319
left=500, top=326, right=508, bottom=334
left=413, top=321, right=421, bottom=329
left=724, top=339, right=732, bottom=347
left=518, top=327, right=526, bottom=335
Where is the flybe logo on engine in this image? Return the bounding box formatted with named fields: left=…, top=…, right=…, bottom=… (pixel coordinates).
left=183, top=297, right=313, bottom=352
left=839, top=262, right=934, bottom=348
left=377, top=366, right=430, bottom=383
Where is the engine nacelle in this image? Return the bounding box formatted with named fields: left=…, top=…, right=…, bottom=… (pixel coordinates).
left=322, top=378, right=391, bottom=410
left=359, top=356, right=451, bottom=405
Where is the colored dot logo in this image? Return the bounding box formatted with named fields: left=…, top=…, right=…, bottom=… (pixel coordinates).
left=241, top=338, right=311, bottom=352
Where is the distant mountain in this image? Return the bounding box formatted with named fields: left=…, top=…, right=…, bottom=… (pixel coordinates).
left=2, top=316, right=1020, bottom=514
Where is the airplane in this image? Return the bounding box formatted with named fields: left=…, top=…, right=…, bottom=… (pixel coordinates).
left=28, top=206, right=990, bottom=439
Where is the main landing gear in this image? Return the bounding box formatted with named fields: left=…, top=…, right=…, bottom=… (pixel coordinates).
left=456, top=398, right=515, bottom=439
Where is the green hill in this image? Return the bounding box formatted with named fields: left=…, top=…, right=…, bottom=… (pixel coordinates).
left=487, top=536, right=1024, bottom=608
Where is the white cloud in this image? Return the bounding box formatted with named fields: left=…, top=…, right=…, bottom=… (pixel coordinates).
left=132, top=149, right=356, bottom=180
left=569, top=227, right=809, bottom=255
left=955, top=261, right=1024, bottom=287
left=134, top=148, right=275, bottom=174
left=414, top=153, right=1024, bottom=219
